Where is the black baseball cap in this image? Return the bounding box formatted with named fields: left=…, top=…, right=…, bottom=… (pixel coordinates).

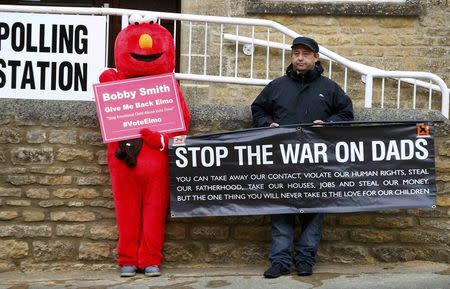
left=291, top=36, right=319, bottom=53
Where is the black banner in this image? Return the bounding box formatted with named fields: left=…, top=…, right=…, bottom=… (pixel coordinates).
left=169, top=123, right=436, bottom=217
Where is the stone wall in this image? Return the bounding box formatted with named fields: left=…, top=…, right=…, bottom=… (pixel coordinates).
left=0, top=99, right=449, bottom=272
left=179, top=1, right=449, bottom=110
left=0, top=0, right=449, bottom=272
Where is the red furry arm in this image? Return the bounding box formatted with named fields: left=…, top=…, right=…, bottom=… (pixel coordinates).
left=99, top=69, right=126, bottom=83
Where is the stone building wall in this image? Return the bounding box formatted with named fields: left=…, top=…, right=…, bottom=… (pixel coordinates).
left=0, top=100, right=449, bottom=272
left=0, top=0, right=449, bottom=272
left=179, top=1, right=449, bottom=110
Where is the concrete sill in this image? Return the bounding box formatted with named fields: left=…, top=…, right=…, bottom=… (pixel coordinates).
left=246, top=0, right=422, bottom=16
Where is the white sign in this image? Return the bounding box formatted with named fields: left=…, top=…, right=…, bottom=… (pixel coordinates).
left=0, top=12, right=107, bottom=101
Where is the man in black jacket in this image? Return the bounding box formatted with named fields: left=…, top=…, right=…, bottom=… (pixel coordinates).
left=251, top=36, right=354, bottom=278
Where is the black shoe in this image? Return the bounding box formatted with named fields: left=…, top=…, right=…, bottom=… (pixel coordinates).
left=296, top=262, right=313, bottom=276
left=263, top=263, right=290, bottom=278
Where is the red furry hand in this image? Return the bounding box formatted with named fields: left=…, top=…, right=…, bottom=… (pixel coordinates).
left=99, top=69, right=125, bottom=83
left=140, top=128, right=163, bottom=150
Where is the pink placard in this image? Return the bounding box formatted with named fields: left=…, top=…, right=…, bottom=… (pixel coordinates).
left=93, top=73, right=185, bottom=143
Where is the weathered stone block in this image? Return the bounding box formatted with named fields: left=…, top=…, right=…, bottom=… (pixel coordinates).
left=22, top=210, right=45, bottom=222
left=0, top=225, right=51, bottom=238
left=0, top=187, right=21, bottom=197
left=57, top=148, right=94, bottom=162
left=407, top=207, right=448, bottom=218
left=50, top=211, right=96, bottom=222
left=321, top=228, right=347, bottom=241
left=399, top=230, right=449, bottom=244
left=11, top=147, right=53, bottom=164
left=89, top=224, right=118, bottom=240
left=339, top=214, right=372, bottom=226
left=29, top=166, right=66, bottom=175
left=379, top=18, right=415, bottom=28
left=26, top=129, right=46, bottom=144
left=0, top=211, right=19, bottom=220
left=0, top=113, right=10, bottom=124
left=75, top=176, right=109, bottom=186
left=437, top=194, right=450, bottom=206
left=38, top=200, right=65, bottom=207
left=7, top=175, right=37, bottom=185
left=232, top=226, right=271, bottom=241
left=372, top=246, right=417, bottom=262
left=89, top=200, right=115, bottom=208
left=97, top=210, right=117, bottom=219
left=373, top=216, right=415, bottom=228
left=37, top=176, right=72, bottom=185
left=102, top=189, right=113, bottom=198
left=350, top=229, right=396, bottom=243
left=233, top=243, right=268, bottom=264
left=163, top=242, right=204, bottom=263
left=415, top=247, right=450, bottom=263
left=49, top=130, right=77, bottom=144
left=0, top=128, right=22, bottom=143
left=5, top=200, right=31, bottom=207
left=70, top=166, right=102, bottom=174
left=53, top=188, right=99, bottom=199
left=0, top=261, right=16, bottom=273
left=419, top=219, right=450, bottom=230
left=318, top=244, right=373, bottom=264
left=78, top=242, right=112, bottom=260
left=191, top=225, right=229, bottom=240
left=400, top=37, right=431, bottom=46
left=80, top=132, right=104, bottom=146
left=26, top=187, right=51, bottom=199
left=165, top=223, right=186, bottom=240
left=365, top=48, right=385, bottom=57
left=96, top=150, right=108, bottom=165
left=33, top=240, right=76, bottom=261
left=206, top=243, right=237, bottom=263
left=67, top=201, right=85, bottom=207
left=0, top=167, right=27, bottom=174
left=0, top=240, right=29, bottom=259
left=56, top=224, right=86, bottom=237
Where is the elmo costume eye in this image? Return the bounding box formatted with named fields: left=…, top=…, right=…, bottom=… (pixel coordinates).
left=129, top=14, right=143, bottom=25
left=143, top=14, right=158, bottom=25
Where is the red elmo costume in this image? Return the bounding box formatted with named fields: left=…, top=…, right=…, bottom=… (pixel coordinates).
left=99, top=19, right=190, bottom=269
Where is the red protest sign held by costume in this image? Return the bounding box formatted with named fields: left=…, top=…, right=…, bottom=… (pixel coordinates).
left=95, top=15, right=189, bottom=143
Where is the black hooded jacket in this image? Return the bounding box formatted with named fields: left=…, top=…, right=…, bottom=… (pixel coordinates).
left=251, top=61, right=354, bottom=127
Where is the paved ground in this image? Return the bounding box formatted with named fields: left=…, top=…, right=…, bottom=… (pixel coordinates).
left=0, top=261, right=448, bottom=289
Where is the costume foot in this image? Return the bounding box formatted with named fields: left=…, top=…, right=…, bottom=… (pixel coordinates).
left=120, top=265, right=136, bottom=277
left=144, top=265, right=161, bottom=277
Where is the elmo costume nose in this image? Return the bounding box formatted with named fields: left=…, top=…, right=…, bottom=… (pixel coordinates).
left=139, top=34, right=153, bottom=49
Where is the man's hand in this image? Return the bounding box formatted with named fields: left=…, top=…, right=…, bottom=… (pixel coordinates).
left=270, top=122, right=280, bottom=128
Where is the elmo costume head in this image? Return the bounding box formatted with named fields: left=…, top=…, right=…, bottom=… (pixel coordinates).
left=114, top=15, right=175, bottom=77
